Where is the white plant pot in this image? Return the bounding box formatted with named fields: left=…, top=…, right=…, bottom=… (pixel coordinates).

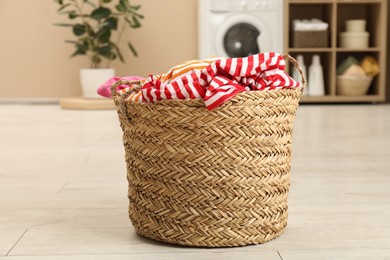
left=80, top=68, right=115, bottom=99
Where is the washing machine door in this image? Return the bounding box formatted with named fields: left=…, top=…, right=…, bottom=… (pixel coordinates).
left=215, top=14, right=272, bottom=58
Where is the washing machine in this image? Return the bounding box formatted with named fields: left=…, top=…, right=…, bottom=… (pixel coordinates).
left=198, top=0, right=284, bottom=59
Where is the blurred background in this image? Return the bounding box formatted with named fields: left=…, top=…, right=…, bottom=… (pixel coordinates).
left=0, top=0, right=388, bottom=101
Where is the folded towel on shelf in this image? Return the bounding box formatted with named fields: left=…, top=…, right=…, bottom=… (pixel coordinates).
left=293, top=19, right=329, bottom=31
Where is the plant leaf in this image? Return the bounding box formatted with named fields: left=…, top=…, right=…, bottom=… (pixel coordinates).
left=115, top=0, right=127, bottom=12
left=128, top=5, right=144, bottom=19
left=130, top=5, right=141, bottom=11
left=58, top=10, right=76, bottom=15
left=80, top=35, right=94, bottom=46
left=92, top=55, right=102, bottom=66
left=91, top=7, right=111, bottom=20
left=111, top=42, right=124, bottom=62
left=71, top=47, right=87, bottom=57
left=96, top=45, right=112, bottom=56
left=131, top=12, right=144, bottom=19
left=54, top=0, right=64, bottom=5
left=96, top=27, right=111, bottom=43
left=83, top=23, right=95, bottom=37
left=65, top=40, right=80, bottom=44
left=77, top=42, right=89, bottom=52
left=97, top=45, right=116, bottom=60
left=72, top=24, right=86, bottom=36
left=105, top=17, right=118, bottom=30
left=102, top=0, right=112, bottom=3
left=125, top=16, right=141, bottom=29
left=53, top=23, right=74, bottom=27
left=83, top=0, right=96, bottom=8
left=128, top=41, right=138, bottom=57
left=68, top=11, right=78, bottom=19
left=57, top=3, right=71, bottom=12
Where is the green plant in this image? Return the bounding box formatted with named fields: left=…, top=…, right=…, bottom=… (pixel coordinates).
left=54, top=0, right=143, bottom=68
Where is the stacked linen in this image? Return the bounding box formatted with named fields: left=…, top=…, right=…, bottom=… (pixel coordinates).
left=293, top=19, right=329, bottom=31
left=98, top=52, right=301, bottom=110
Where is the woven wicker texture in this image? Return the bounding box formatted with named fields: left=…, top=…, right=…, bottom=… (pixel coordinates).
left=293, top=30, right=328, bottom=48
left=111, top=55, right=305, bottom=247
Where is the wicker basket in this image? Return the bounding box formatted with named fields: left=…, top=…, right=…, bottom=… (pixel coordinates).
left=111, top=55, right=306, bottom=247
left=293, top=30, right=328, bottom=48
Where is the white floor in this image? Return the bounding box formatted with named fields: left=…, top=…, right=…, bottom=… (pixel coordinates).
left=0, top=104, right=389, bottom=260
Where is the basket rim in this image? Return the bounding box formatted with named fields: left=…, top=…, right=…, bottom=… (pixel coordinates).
left=122, top=88, right=304, bottom=108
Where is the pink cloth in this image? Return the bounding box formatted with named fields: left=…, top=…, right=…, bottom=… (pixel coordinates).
left=97, top=76, right=144, bottom=98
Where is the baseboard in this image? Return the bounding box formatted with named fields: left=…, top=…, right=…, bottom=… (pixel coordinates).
left=0, top=97, right=60, bottom=105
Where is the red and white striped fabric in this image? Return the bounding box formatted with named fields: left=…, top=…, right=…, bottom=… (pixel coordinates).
left=131, top=52, right=300, bottom=110
left=122, top=57, right=218, bottom=103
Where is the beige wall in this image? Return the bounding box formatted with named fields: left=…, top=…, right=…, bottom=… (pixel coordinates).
left=0, top=0, right=198, bottom=98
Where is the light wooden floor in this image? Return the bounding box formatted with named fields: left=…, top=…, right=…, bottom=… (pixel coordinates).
left=0, top=104, right=389, bottom=260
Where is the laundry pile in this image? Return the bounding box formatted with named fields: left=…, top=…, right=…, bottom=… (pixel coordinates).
left=98, top=52, right=301, bottom=110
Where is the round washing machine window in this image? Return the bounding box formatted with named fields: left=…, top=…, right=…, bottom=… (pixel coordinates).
left=215, top=14, right=272, bottom=58
left=223, top=23, right=260, bottom=57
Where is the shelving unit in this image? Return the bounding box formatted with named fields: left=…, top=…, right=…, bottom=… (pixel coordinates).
left=284, top=0, right=387, bottom=103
